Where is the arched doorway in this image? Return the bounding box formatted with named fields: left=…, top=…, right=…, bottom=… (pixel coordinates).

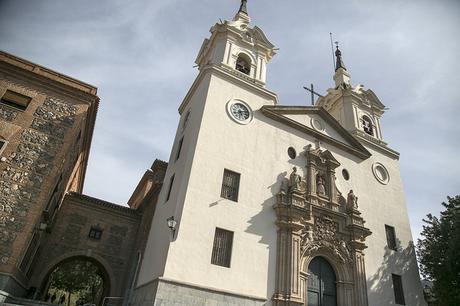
left=307, top=256, right=337, bottom=306
left=41, top=256, right=110, bottom=306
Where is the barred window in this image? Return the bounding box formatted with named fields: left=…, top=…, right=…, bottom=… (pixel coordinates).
left=392, top=274, right=406, bottom=305
left=88, top=227, right=103, bottom=240
left=385, top=225, right=397, bottom=250
left=211, top=228, right=233, bottom=268
left=1, top=90, right=31, bottom=111
left=221, top=169, right=240, bottom=202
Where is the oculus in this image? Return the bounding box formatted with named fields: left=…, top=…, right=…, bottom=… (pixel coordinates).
left=311, top=117, right=325, bottom=132
left=342, top=169, right=350, bottom=181
left=372, top=162, right=390, bottom=185
left=288, top=147, right=296, bottom=159
left=226, top=100, right=253, bottom=125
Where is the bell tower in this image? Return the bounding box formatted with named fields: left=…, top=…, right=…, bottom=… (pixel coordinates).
left=194, top=0, right=276, bottom=87
left=317, top=46, right=388, bottom=148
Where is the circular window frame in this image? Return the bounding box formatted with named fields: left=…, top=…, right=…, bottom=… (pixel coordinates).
left=226, top=99, right=253, bottom=125
left=288, top=147, right=296, bottom=159
left=311, top=117, right=325, bottom=132
left=372, top=162, right=390, bottom=185
left=342, top=169, right=350, bottom=181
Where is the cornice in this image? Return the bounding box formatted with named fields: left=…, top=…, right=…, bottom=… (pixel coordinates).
left=0, top=50, right=97, bottom=95
left=178, top=64, right=278, bottom=114
left=351, top=130, right=400, bottom=160
left=261, top=105, right=371, bottom=160
left=66, top=192, right=140, bottom=219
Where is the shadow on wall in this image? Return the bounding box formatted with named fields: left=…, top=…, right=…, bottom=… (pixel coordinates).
left=244, top=171, right=288, bottom=303
left=367, top=239, right=426, bottom=306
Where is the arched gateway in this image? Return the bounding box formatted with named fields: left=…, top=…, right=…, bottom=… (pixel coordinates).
left=272, top=148, right=372, bottom=306
left=39, top=255, right=111, bottom=306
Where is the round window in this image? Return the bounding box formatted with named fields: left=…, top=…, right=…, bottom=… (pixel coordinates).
left=288, top=147, right=296, bottom=159
left=342, top=169, right=350, bottom=181
left=372, top=162, right=390, bottom=185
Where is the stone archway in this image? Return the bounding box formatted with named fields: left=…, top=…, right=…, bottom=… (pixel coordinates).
left=38, top=255, right=111, bottom=306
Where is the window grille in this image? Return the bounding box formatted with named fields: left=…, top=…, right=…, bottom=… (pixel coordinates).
left=385, top=225, right=397, bottom=250
left=1, top=90, right=31, bottom=111
left=221, top=169, right=240, bottom=202
left=89, top=227, right=103, bottom=240
left=211, top=228, right=233, bottom=267
left=392, top=274, right=406, bottom=305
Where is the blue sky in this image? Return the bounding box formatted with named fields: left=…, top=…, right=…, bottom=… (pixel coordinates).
left=1, top=0, right=459, bottom=242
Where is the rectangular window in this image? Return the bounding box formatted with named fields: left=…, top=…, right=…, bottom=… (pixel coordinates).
left=221, top=169, right=240, bottom=202
left=175, top=137, right=184, bottom=161
left=385, top=225, right=397, bottom=250
left=88, top=227, right=103, bottom=240
left=166, top=174, right=175, bottom=202
left=1, top=90, right=31, bottom=111
left=19, top=232, right=40, bottom=273
left=0, top=140, right=6, bottom=156
left=211, top=228, right=233, bottom=268
left=392, top=274, right=406, bottom=305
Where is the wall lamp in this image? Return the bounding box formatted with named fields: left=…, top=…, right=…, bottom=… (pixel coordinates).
left=166, top=216, right=177, bottom=239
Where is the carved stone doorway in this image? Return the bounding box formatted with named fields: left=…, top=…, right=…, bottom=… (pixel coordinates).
left=307, top=257, right=337, bottom=306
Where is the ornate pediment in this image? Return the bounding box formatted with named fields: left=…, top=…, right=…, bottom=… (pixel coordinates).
left=273, top=148, right=372, bottom=306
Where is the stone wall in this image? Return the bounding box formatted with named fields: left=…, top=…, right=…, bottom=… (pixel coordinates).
left=29, top=193, right=142, bottom=298
left=0, top=96, right=77, bottom=267
left=132, top=278, right=267, bottom=306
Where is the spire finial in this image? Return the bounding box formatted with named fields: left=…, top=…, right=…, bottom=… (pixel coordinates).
left=238, top=0, right=248, bottom=15
left=334, top=42, right=346, bottom=71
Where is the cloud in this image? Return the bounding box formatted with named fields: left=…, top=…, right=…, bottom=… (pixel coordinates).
left=1, top=0, right=458, bottom=244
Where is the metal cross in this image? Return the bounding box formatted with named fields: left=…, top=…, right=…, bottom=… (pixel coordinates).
left=303, top=83, right=324, bottom=106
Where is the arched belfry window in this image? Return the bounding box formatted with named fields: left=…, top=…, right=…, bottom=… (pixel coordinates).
left=362, top=115, right=374, bottom=136
left=307, top=257, right=337, bottom=306
left=235, top=54, right=251, bottom=75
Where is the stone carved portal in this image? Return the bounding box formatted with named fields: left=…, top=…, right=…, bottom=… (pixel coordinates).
left=273, top=148, right=371, bottom=306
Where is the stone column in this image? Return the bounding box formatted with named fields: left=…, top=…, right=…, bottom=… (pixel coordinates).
left=273, top=220, right=304, bottom=306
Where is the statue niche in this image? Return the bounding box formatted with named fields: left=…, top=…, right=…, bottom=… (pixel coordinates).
left=273, top=148, right=372, bottom=306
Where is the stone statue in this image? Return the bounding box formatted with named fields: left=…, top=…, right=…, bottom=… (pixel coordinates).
left=288, top=167, right=301, bottom=191
left=317, top=176, right=326, bottom=195
left=347, top=189, right=358, bottom=210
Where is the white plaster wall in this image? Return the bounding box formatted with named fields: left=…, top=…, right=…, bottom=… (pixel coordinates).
left=137, top=69, right=426, bottom=305
left=284, top=113, right=350, bottom=145
left=136, top=73, right=212, bottom=285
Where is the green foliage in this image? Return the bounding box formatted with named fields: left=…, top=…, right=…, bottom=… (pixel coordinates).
left=417, top=195, right=460, bottom=306
left=48, top=259, right=104, bottom=306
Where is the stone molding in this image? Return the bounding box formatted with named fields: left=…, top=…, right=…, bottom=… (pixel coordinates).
left=261, top=105, right=371, bottom=160
left=273, top=148, right=371, bottom=306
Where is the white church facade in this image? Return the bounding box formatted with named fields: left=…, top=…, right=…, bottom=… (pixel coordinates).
left=132, top=2, right=426, bottom=305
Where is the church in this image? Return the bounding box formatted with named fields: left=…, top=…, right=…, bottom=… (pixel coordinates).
left=0, top=1, right=426, bottom=306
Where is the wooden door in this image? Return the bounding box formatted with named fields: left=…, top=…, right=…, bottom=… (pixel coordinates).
left=307, top=257, right=337, bottom=306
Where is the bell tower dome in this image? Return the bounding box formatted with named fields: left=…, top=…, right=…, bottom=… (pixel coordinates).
left=194, top=0, right=276, bottom=87
left=317, top=46, right=392, bottom=152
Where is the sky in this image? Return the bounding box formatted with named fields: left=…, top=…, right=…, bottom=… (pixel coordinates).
left=0, top=0, right=459, bottom=243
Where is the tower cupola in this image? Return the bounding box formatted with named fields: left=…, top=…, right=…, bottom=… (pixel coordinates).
left=194, top=0, right=276, bottom=87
